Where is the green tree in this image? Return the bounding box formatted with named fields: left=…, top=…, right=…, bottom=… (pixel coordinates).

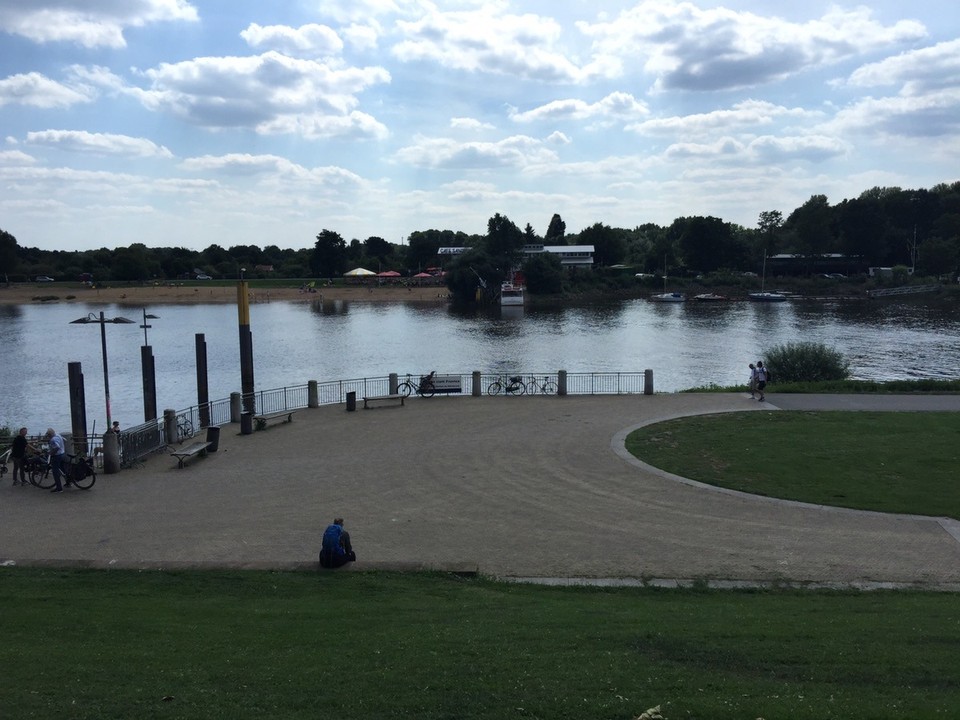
left=312, top=229, right=347, bottom=277
left=544, top=213, right=566, bottom=245
left=757, top=210, right=783, bottom=254
left=365, top=236, right=392, bottom=263
left=0, top=228, right=19, bottom=281
left=786, top=194, right=836, bottom=264
left=575, top=222, right=626, bottom=267
left=445, top=248, right=503, bottom=304
left=483, top=213, right=524, bottom=263
left=522, top=251, right=563, bottom=294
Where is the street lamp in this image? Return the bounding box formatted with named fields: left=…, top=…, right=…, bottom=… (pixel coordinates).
left=140, top=308, right=159, bottom=345
left=70, top=311, right=136, bottom=429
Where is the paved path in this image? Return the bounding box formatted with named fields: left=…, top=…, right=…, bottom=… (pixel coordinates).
left=2, top=393, right=958, bottom=588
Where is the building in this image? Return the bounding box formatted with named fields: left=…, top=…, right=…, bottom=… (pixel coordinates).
left=436, top=244, right=595, bottom=267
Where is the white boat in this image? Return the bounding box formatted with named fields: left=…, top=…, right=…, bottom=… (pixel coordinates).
left=748, top=252, right=787, bottom=302
left=650, top=291, right=686, bottom=302
left=693, top=293, right=727, bottom=302
left=500, top=282, right=524, bottom=306
left=748, top=291, right=787, bottom=302
left=650, top=255, right=685, bottom=302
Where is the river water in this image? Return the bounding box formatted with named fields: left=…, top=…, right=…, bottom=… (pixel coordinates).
left=1, top=297, right=957, bottom=434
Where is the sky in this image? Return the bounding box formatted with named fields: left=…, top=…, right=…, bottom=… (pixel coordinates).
left=1, top=1, right=959, bottom=252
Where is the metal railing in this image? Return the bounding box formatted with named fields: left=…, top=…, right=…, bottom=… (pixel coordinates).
left=119, top=419, right=165, bottom=466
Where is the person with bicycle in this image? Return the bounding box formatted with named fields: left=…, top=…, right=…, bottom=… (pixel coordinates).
left=319, top=518, right=357, bottom=569
left=46, top=428, right=68, bottom=493
left=10, top=427, right=39, bottom=487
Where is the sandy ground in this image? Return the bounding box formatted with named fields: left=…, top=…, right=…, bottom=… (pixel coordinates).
left=0, top=282, right=451, bottom=306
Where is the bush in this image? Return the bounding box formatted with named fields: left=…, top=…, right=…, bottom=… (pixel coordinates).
left=763, top=341, right=849, bottom=383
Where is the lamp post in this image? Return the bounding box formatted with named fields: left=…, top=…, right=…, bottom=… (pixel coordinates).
left=140, top=308, right=160, bottom=422
left=70, top=311, right=135, bottom=432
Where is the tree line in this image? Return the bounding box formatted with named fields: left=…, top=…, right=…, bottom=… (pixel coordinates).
left=2, top=182, right=958, bottom=293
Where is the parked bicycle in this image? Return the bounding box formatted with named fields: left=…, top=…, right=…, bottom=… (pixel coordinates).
left=27, top=451, right=97, bottom=490
left=526, top=375, right=559, bottom=395
left=398, top=371, right=436, bottom=398
left=487, top=375, right=526, bottom=396
left=176, top=413, right=194, bottom=442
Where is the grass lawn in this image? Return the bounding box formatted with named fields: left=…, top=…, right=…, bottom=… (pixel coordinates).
left=626, top=411, right=960, bottom=518
left=1, top=569, right=959, bottom=719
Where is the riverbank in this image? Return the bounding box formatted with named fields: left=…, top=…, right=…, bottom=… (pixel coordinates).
left=0, top=283, right=452, bottom=306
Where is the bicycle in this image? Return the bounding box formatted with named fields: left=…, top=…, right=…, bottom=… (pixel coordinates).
left=397, top=371, right=436, bottom=398
left=526, top=375, right=559, bottom=395
left=486, top=375, right=526, bottom=396
left=176, top=414, right=194, bottom=442
left=28, top=451, right=97, bottom=490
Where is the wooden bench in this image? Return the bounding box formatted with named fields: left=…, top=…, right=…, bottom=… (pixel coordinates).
left=170, top=441, right=212, bottom=469
left=253, top=410, right=297, bottom=430
left=363, top=394, right=405, bottom=409
left=430, top=374, right=463, bottom=394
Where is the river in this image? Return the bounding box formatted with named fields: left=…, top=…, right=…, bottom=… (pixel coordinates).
left=1, top=296, right=957, bottom=434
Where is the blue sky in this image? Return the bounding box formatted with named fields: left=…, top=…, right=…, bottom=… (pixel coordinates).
left=1, top=0, right=958, bottom=251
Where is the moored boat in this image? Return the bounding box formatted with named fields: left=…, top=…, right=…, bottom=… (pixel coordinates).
left=693, top=293, right=726, bottom=302
left=500, top=282, right=524, bottom=306
left=650, top=291, right=686, bottom=302
left=748, top=291, right=787, bottom=302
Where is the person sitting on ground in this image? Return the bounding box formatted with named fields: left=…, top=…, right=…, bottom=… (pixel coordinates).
left=319, top=517, right=357, bottom=569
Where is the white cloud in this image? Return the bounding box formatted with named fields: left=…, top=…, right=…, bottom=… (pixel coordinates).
left=0, top=149, right=36, bottom=165
left=629, top=100, right=819, bottom=136
left=240, top=23, right=343, bottom=57
left=846, top=38, right=960, bottom=95
left=26, top=130, right=174, bottom=158
left=341, top=23, right=380, bottom=52
left=180, top=153, right=365, bottom=187
left=579, top=1, right=927, bottom=91
left=828, top=89, right=960, bottom=139
left=0, top=72, right=95, bottom=108
left=546, top=131, right=571, bottom=145
left=393, top=5, right=614, bottom=83
left=128, top=51, right=391, bottom=138
left=450, top=117, right=495, bottom=131
left=395, top=134, right=559, bottom=169
left=510, top=91, right=648, bottom=123
left=0, top=0, right=199, bottom=48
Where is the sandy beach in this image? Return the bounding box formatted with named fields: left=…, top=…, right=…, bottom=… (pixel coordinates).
left=0, top=282, right=451, bottom=306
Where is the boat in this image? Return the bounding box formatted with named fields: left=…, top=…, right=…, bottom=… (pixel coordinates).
left=650, top=291, right=686, bottom=302
left=748, top=291, right=787, bottom=302
left=693, top=293, right=727, bottom=302
left=499, top=282, right=524, bottom=306
left=748, top=253, right=787, bottom=302
left=650, top=255, right=685, bottom=302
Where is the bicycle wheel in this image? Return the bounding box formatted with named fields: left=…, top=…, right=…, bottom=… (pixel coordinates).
left=419, top=382, right=436, bottom=398
left=525, top=380, right=540, bottom=395
left=31, top=465, right=54, bottom=489
left=542, top=381, right=558, bottom=395
left=178, top=417, right=194, bottom=440
left=398, top=382, right=414, bottom=398
left=486, top=381, right=503, bottom=396
left=70, top=462, right=96, bottom=490
left=506, top=382, right=525, bottom=396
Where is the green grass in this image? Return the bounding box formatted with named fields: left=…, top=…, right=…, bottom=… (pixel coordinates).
left=626, top=411, right=960, bottom=517
left=1, top=568, right=959, bottom=719
left=683, top=378, right=960, bottom=393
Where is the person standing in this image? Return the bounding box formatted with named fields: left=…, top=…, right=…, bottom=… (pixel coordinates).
left=748, top=363, right=757, bottom=398
left=319, top=518, right=357, bottom=568
left=10, top=427, right=37, bottom=486
left=46, top=428, right=68, bottom=493
left=756, top=361, right=769, bottom=402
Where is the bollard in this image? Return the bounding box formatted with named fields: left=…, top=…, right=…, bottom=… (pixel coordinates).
left=346, top=391, right=357, bottom=412
left=308, top=380, right=319, bottom=408
left=240, top=412, right=253, bottom=435
left=389, top=373, right=398, bottom=395
left=644, top=369, right=654, bottom=395
left=557, top=369, right=567, bottom=396
left=102, top=429, right=121, bottom=474
left=163, top=408, right=177, bottom=445
left=230, top=392, right=242, bottom=423
left=472, top=371, right=481, bottom=397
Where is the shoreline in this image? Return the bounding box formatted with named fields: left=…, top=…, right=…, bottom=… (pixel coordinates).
left=0, top=283, right=451, bottom=307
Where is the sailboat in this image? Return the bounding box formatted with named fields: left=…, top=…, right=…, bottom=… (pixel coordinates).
left=748, top=253, right=786, bottom=302
left=650, top=255, right=686, bottom=302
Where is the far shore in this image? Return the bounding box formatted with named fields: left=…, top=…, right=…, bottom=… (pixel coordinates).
left=0, top=282, right=452, bottom=307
